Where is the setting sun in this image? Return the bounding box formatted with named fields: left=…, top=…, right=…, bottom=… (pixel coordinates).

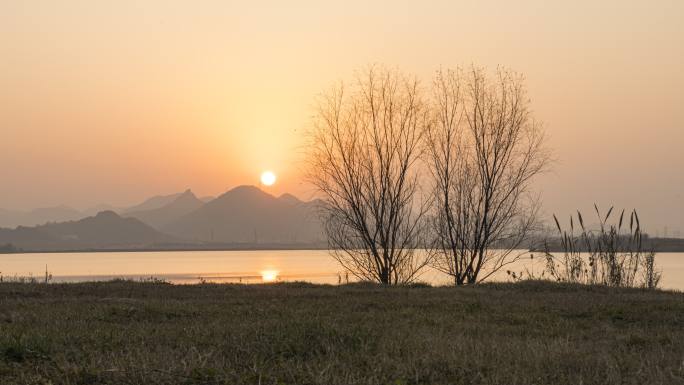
left=260, top=171, right=276, bottom=186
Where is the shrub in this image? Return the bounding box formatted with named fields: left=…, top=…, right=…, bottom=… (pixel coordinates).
left=544, top=205, right=661, bottom=289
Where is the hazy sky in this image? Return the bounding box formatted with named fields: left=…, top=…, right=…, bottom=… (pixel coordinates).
left=1, top=1, right=683, bottom=233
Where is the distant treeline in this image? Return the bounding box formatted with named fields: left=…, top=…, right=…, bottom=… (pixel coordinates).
left=0, top=243, right=20, bottom=253
left=538, top=236, right=684, bottom=253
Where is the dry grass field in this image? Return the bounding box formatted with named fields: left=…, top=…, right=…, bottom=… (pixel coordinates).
left=0, top=280, right=683, bottom=384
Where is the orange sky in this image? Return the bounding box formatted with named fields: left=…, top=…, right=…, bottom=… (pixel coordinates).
left=1, top=1, right=683, bottom=233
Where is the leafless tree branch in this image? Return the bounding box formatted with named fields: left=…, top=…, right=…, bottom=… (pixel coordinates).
left=425, top=66, right=550, bottom=285
left=306, top=66, right=431, bottom=285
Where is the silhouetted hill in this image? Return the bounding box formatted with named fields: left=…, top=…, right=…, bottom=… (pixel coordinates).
left=30, top=205, right=82, bottom=223
left=0, top=205, right=83, bottom=228
left=124, top=189, right=204, bottom=229
left=0, top=208, right=24, bottom=228
left=121, top=192, right=183, bottom=214
left=0, top=193, right=192, bottom=229
left=83, top=203, right=122, bottom=217
left=162, top=185, right=323, bottom=244
left=0, top=211, right=174, bottom=251
left=277, top=193, right=302, bottom=205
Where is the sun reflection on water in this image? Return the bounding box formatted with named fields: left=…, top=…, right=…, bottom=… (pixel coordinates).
left=260, top=270, right=279, bottom=282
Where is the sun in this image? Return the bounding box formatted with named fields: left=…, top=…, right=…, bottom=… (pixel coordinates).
left=260, top=171, right=276, bottom=186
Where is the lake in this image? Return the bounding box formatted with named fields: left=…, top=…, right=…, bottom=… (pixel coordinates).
left=1, top=250, right=683, bottom=290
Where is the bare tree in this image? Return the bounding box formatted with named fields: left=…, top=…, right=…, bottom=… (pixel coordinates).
left=306, top=67, right=430, bottom=285
left=425, top=67, right=549, bottom=285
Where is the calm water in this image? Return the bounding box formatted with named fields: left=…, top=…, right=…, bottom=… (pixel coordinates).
left=1, top=250, right=683, bottom=290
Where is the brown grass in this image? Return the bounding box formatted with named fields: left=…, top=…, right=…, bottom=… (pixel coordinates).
left=0, top=280, right=683, bottom=384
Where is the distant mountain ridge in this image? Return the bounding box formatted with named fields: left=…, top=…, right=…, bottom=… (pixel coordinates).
left=162, top=185, right=324, bottom=244
left=0, top=211, right=173, bottom=251
left=0, top=205, right=83, bottom=228
left=121, top=192, right=185, bottom=214
left=199, top=196, right=215, bottom=203
left=0, top=186, right=325, bottom=252
left=0, top=190, right=198, bottom=229
left=123, top=189, right=204, bottom=229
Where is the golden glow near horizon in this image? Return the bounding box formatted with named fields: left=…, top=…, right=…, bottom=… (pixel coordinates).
left=260, top=270, right=279, bottom=283
left=260, top=171, right=277, bottom=187
left=0, top=1, right=683, bottom=232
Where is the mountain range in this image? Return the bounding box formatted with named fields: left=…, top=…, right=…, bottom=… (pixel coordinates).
left=0, top=186, right=324, bottom=252
left=0, top=205, right=84, bottom=228
left=124, top=189, right=205, bottom=229
left=0, top=211, right=173, bottom=251
left=161, top=186, right=322, bottom=243
left=0, top=192, right=216, bottom=229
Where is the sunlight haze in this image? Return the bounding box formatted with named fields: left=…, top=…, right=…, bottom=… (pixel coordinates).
left=1, top=0, right=682, bottom=232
